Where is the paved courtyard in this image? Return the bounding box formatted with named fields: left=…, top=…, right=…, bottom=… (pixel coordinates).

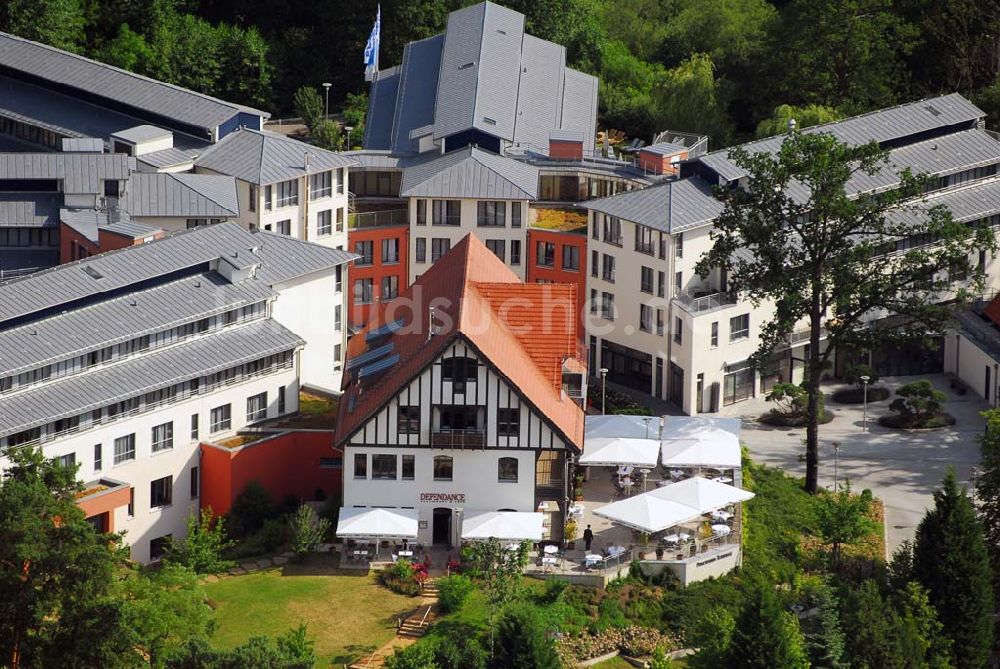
left=716, top=374, right=988, bottom=555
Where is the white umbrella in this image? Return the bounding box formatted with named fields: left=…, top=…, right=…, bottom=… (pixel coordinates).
left=593, top=477, right=754, bottom=533
left=461, top=511, right=545, bottom=542
left=586, top=414, right=659, bottom=440
left=660, top=428, right=741, bottom=468
left=579, top=436, right=660, bottom=468
left=336, top=507, right=419, bottom=540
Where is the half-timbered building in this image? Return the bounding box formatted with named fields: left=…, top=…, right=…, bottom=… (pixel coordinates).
left=334, top=234, right=586, bottom=546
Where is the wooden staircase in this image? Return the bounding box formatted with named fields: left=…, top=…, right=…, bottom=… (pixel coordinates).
left=348, top=580, right=441, bottom=668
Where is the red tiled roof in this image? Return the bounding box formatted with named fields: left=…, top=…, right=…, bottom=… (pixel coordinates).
left=335, top=234, right=585, bottom=450
left=984, top=293, right=1000, bottom=327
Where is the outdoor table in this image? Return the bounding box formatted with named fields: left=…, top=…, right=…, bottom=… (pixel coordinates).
left=568, top=503, right=584, bottom=517
left=541, top=556, right=558, bottom=570
left=663, top=532, right=691, bottom=544
left=398, top=550, right=413, bottom=557
left=669, top=469, right=685, bottom=480
left=711, top=524, right=732, bottom=536
left=711, top=510, right=733, bottom=522
left=504, top=542, right=520, bottom=551
left=617, top=465, right=634, bottom=476
left=584, top=554, right=603, bottom=568
left=537, top=501, right=549, bottom=511
left=543, top=544, right=559, bottom=555
left=607, top=545, right=627, bottom=558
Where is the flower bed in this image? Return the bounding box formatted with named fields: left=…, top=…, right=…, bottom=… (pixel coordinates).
left=830, top=386, right=891, bottom=404
left=379, top=559, right=427, bottom=596
left=557, top=626, right=678, bottom=667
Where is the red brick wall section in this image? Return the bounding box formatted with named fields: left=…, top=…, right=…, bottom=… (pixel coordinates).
left=200, top=431, right=342, bottom=517
left=58, top=222, right=100, bottom=264
left=526, top=228, right=587, bottom=341
left=549, top=140, right=583, bottom=160
left=346, top=224, right=409, bottom=330
left=637, top=150, right=688, bottom=175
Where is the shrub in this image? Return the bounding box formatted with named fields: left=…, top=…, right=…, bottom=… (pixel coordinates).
left=227, top=481, right=277, bottom=539
left=226, top=517, right=287, bottom=560
left=289, top=505, right=330, bottom=559
left=383, top=642, right=437, bottom=669
left=556, top=626, right=678, bottom=662
left=437, top=574, right=473, bottom=613
left=884, top=379, right=950, bottom=428
left=292, top=85, right=323, bottom=131
left=380, top=559, right=424, bottom=596
left=164, top=507, right=235, bottom=575
left=844, top=363, right=879, bottom=389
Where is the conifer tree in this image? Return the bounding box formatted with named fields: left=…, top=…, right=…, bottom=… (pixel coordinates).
left=725, top=583, right=809, bottom=669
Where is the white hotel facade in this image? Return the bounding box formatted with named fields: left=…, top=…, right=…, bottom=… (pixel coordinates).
left=0, top=223, right=354, bottom=562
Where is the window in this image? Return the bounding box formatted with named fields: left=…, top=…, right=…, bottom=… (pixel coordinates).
left=113, top=434, right=135, bottom=465
left=730, top=314, right=750, bottom=341
left=337, top=168, right=345, bottom=193
left=590, top=288, right=598, bottom=315
left=398, top=406, right=420, bottom=434
left=657, top=271, right=665, bottom=298
left=310, top=171, right=332, bottom=199
left=264, top=185, right=272, bottom=210
left=210, top=404, right=231, bottom=433
left=335, top=265, right=343, bottom=293
left=186, top=218, right=208, bottom=229
left=562, top=245, right=579, bottom=271
left=640, top=266, right=653, bottom=293
left=150, top=535, right=171, bottom=561
left=278, top=386, right=286, bottom=414
left=486, top=239, right=505, bottom=261
left=372, top=454, right=397, bottom=480
left=249, top=184, right=257, bottom=212
left=416, top=200, right=426, bottom=225
left=656, top=308, right=665, bottom=336
left=498, top=457, right=518, bottom=482
left=354, top=278, right=374, bottom=305
left=94, top=443, right=102, bottom=471
left=433, top=455, right=453, bottom=481
left=431, top=238, right=451, bottom=261
left=415, top=237, right=427, bottom=263
left=150, top=475, right=173, bottom=508
left=640, top=304, right=653, bottom=333
left=511, top=202, right=522, bottom=228
left=602, top=254, right=615, bottom=282
left=510, top=240, right=521, bottom=265
left=536, top=242, right=555, bottom=267
left=675, top=232, right=684, bottom=259
left=711, top=322, right=719, bottom=347
left=602, top=216, right=622, bottom=246
left=635, top=226, right=655, bottom=255
left=724, top=366, right=753, bottom=405
left=431, top=199, right=460, bottom=225
left=591, top=250, right=598, bottom=277
left=354, top=240, right=373, bottom=265
left=381, top=237, right=400, bottom=264
left=336, top=208, right=344, bottom=232
left=601, top=292, right=615, bottom=320
left=190, top=466, right=199, bottom=498
left=276, top=179, right=298, bottom=207
left=151, top=422, right=173, bottom=453
left=381, top=275, right=399, bottom=300
left=335, top=304, right=342, bottom=331
left=247, top=393, right=267, bottom=422
left=402, top=455, right=415, bottom=480
left=477, top=201, right=506, bottom=227
left=673, top=316, right=682, bottom=344
left=334, top=343, right=342, bottom=371
left=497, top=408, right=520, bottom=436
left=54, top=452, right=75, bottom=469
left=592, top=215, right=599, bottom=239
left=442, top=356, right=477, bottom=383
left=127, top=488, right=134, bottom=516
left=354, top=453, right=367, bottom=478
left=317, top=209, right=332, bottom=236
left=276, top=219, right=291, bottom=236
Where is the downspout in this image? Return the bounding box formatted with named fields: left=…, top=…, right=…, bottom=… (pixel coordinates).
left=302, top=153, right=310, bottom=241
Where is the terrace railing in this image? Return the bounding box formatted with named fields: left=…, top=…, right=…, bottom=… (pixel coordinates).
left=430, top=427, right=486, bottom=449
left=673, top=288, right=738, bottom=314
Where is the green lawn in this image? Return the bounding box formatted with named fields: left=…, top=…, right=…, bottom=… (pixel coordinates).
left=203, top=557, right=418, bottom=666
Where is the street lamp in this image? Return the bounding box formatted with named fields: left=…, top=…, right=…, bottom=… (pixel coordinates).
left=859, top=375, right=871, bottom=432
left=344, top=125, right=353, bottom=150
left=643, top=417, right=653, bottom=439
left=322, top=82, right=332, bottom=120
left=600, top=368, right=608, bottom=414
left=832, top=441, right=841, bottom=492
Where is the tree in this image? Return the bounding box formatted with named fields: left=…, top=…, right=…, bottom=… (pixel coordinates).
left=311, top=119, right=344, bottom=151
left=5, top=0, right=86, bottom=52
left=96, top=23, right=154, bottom=71
left=913, top=469, right=994, bottom=668
left=466, top=538, right=530, bottom=654
left=894, top=581, right=953, bottom=669
left=755, top=104, right=842, bottom=138
left=293, top=86, right=324, bottom=131
left=0, top=446, right=138, bottom=669
left=653, top=53, right=733, bottom=146
left=493, top=603, right=560, bottom=669
left=977, top=407, right=1000, bottom=599
left=844, top=363, right=880, bottom=390
left=796, top=580, right=848, bottom=669
left=166, top=624, right=315, bottom=669
left=814, top=483, right=876, bottom=567
left=888, top=379, right=948, bottom=426
left=724, top=583, right=809, bottom=669
left=842, top=581, right=911, bottom=669
left=384, top=642, right=440, bottom=669
left=697, top=131, right=994, bottom=493
left=216, top=24, right=273, bottom=110
left=289, top=504, right=330, bottom=559
left=687, top=606, right=736, bottom=669
left=164, top=507, right=235, bottom=575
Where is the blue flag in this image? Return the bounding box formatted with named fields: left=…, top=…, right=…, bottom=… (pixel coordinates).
left=364, top=5, right=381, bottom=82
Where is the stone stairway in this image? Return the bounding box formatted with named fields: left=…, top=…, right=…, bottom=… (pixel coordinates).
left=348, top=580, right=441, bottom=668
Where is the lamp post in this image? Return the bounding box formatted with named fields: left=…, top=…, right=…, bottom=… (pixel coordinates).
left=345, top=125, right=353, bottom=150
left=600, top=368, right=608, bottom=415
left=322, top=82, right=331, bottom=120
left=643, top=417, right=652, bottom=439
left=860, top=375, right=870, bottom=432
left=832, top=441, right=841, bottom=492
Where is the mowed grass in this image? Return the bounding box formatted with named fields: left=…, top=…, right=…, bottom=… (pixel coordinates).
left=203, top=557, right=419, bottom=666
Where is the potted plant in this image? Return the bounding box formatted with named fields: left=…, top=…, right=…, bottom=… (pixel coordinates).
left=564, top=518, right=578, bottom=550
left=655, top=545, right=664, bottom=560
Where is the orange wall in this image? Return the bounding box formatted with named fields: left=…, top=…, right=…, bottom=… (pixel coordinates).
left=549, top=140, right=584, bottom=160
left=526, top=228, right=588, bottom=341
left=58, top=223, right=161, bottom=264
left=200, top=431, right=342, bottom=516
left=347, top=224, right=409, bottom=329
left=76, top=485, right=131, bottom=532
left=637, top=149, right=688, bottom=175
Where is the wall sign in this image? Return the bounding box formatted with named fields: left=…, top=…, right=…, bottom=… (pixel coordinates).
left=419, top=492, right=466, bottom=504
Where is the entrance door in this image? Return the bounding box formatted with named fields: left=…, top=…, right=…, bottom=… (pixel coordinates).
left=669, top=363, right=684, bottom=406
left=432, top=507, right=452, bottom=545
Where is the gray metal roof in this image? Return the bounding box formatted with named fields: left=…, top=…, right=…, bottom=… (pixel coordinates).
left=0, top=194, right=59, bottom=227
left=0, top=32, right=267, bottom=132
left=0, top=318, right=302, bottom=438
left=363, top=66, right=400, bottom=151
left=513, top=35, right=566, bottom=150
left=549, top=129, right=582, bottom=143
left=559, top=68, right=598, bottom=153
left=399, top=146, right=539, bottom=199
left=586, top=176, right=723, bottom=233
left=0, top=272, right=276, bottom=377
left=699, top=93, right=985, bottom=182
left=124, top=172, right=239, bottom=218
left=250, top=229, right=359, bottom=285
left=61, top=137, right=104, bottom=152
left=194, top=128, right=356, bottom=185
left=101, top=219, right=162, bottom=239
left=343, top=150, right=407, bottom=170
left=390, top=35, right=444, bottom=154
left=642, top=142, right=688, bottom=156
left=60, top=208, right=108, bottom=243
left=136, top=146, right=200, bottom=170
left=0, top=153, right=135, bottom=193
left=889, top=176, right=1000, bottom=227
left=112, top=125, right=172, bottom=144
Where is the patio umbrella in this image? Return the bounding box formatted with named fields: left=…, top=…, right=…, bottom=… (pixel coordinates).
left=593, top=477, right=754, bottom=533
left=650, top=476, right=754, bottom=513
left=586, top=414, right=661, bottom=440
left=461, top=511, right=545, bottom=542
left=336, top=507, right=419, bottom=557
left=579, top=436, right=660, bottom=468
left=660, top=428, right=741, bottom=468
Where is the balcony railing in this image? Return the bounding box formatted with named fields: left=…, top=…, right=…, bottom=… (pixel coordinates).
left=348, top=209, right=408, bottom=230
left=430, top=427, right=486, bottom=449
left=673, top=289, right=738, bottom=314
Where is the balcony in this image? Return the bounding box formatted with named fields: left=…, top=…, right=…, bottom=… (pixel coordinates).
left=430, top=427, right=486, bottom=449
left=673, top=288, right=738, bottom=315
left=348, top=209, right=408, bottom=230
